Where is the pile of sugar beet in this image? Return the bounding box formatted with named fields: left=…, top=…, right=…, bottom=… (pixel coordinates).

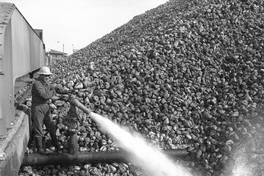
left=19, top=0, right=264, bottom=175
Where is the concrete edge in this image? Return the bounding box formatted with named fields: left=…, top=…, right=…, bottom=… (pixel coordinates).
left=0, top=111, right=25, bottom=154
left=0, top=111, right=29, bottom=175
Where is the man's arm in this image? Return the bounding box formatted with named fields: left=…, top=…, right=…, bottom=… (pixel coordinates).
left=33, top=81, right=55, bottom=100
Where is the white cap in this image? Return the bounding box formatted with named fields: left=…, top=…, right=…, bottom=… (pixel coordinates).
left=38, top=66, right=53, bottom=75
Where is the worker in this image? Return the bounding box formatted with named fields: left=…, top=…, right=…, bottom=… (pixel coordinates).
left=31, top=66, right=62, bottom=154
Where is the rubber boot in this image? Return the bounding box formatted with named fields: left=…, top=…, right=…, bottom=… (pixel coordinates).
left=50, top=133, right=63, bottom=152
left=35, top=136, right=51, bottom=155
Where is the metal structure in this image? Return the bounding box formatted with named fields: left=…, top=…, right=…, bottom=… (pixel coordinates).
left=0, top=3, right=46, bottom=175
left=0, top=2, right=46, bottom=137
left=64, top=95, right=92, bottom=155
left=66, top=95, right=81, bottom=155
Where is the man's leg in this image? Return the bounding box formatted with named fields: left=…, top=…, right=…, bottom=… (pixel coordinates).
left=44, top=110, right=63, bottom=151
left=32, top=104, right=51, bottom=154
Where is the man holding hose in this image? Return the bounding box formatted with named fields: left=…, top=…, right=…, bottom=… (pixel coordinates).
left=31, top=66, right=62, bottom=154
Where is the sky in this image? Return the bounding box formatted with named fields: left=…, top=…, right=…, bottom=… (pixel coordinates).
left=2, top=0, right=168, bottom=55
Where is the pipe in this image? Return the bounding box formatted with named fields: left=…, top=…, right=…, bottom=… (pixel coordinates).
left=69, top=95, right=92, bottom=115
left=22, top=149, right=189, bottom=166
left=66, top=95, right=91, bottom=155
left=67, top=97, right=79, bottom=155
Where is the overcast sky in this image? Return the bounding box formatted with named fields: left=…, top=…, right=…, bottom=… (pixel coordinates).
left=2, top=0, right=168, bottom=55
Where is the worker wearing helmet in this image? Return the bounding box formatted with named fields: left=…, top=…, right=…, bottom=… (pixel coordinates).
left=31, top=66, right=62, bottom=154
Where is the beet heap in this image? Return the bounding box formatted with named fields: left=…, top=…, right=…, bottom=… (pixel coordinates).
left=20, top=0, right=264, bottom=175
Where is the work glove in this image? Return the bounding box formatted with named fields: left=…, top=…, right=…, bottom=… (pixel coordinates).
left=56, top=86, right=70, bottom=94
left=50, top=83, right=58, bottom=90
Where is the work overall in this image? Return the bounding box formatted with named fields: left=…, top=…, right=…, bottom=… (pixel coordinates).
left=31, top=78, right=59, bottom=153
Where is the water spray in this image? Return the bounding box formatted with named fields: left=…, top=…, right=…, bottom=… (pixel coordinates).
left=70, top=95, right=194, bottom=176
left=90, top=112, right=194, bottom=176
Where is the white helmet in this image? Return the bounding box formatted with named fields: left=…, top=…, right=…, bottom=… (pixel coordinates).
left=38, top=66, right=53, bottom=75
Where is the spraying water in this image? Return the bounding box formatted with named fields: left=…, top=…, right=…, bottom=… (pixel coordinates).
left=228, top=132, right=264, bottom=176
left=90, top=112, right=194, bottom=176
left=230, top=145, right=253, bottom=176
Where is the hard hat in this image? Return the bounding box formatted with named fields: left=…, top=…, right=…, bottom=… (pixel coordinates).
left=38, top=66, right=53, bottom=75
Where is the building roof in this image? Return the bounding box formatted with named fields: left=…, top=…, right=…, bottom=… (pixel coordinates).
left=47, top=49, right=67, bottom=56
